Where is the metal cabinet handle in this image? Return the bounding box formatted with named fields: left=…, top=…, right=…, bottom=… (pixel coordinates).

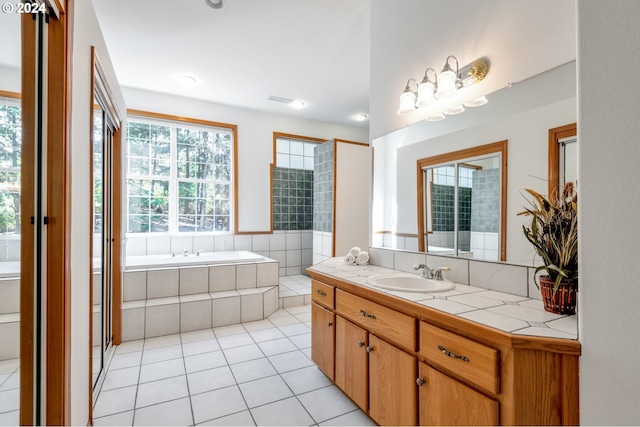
left=358, top=341, right=365, bottom=348
left=365, top=346, right=373, bottom=353
left=316, top=290, right=327, bottom=296
left=438, top=345, right=470, bottom=362
left=416, top=377, right=425, bottom=386
left=327, top=322, right=333, bottom=327
left=360, top=309, right=376, bottom=319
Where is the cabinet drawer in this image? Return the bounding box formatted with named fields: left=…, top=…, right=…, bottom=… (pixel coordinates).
left=335, top=289, right=416, bottom=351
left=420, top=322, right=500, bottom=394
left=312, top=280, right=335, bottom=309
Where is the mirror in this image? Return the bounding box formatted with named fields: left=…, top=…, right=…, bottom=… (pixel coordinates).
left=371, top=61, right=577, bottom=265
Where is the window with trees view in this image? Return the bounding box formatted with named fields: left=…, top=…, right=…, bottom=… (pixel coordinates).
left=0, top=96, right=21, bottom=236
left=126, top=116, right=234, bottom=234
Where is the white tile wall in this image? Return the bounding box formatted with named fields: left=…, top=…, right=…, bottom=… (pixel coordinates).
left=0, top=279, right=20, bottom=314
left=179, top=267, right=209, bottom=295
left=124, top=271, right=147, bottom=302
left=468, top=260, right=529, bottom=297
left=239, top=289, right=264, bottom=323
left=146, top=236, right=171, bottom=255
left=0, top=319, right=19, bottom=360
left=126, top=236, right=147, bottom=256
left=257, top=262, right=279, bottom=286
left=180, top=296, right=212, bottom=332
left=236, top=264, right=257, bottom=289
left=233, top=235, right=252, bottom=251
left=209, top=265, right=236, bottom=292
left=394, top=251, right=427, bottom=273
left=193, top=235, right=214, bottom=253
left=286, top=233, right=302, bottom=250
left=211, top=294, right=241, bottom=327
left=269, top=233, right=286, bottom=251
left=147, top=269, right=179, bottom=299
left=171, top=236, right=194, bottom=255
left=145, top=300, right=180, bottom=338
left=252, top=235, right=270, bottom=252
left=426, top=254, right=470, bottom=285
left=121, top=302, right=145, bottom=341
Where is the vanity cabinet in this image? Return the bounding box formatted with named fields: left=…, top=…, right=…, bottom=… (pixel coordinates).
left=335, top=315, right=417, bottom=425
left=418, top=362, right=499, bottom=426
left=369, top=334, right=417, bottom=426
left=307, top=273, right=580, bottom=426
left=335, top=316, right=368, bottom=410
left=418, top=321, right=500, bottom=425
left=311, top=303, right=335, bottom=381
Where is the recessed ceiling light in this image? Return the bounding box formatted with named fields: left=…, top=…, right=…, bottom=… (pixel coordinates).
left=205, top=0, right=224, bottom=9
left=177, top=75, right=197, bottom=87
left=289, top=100, right=306, bottom=109
left=355, top=114, right=368, bottom=122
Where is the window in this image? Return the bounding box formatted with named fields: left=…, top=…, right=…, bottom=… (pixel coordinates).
left=275, top=136, right=317, bottom=170
left=126, top=114, right=235, bottom=234
left=0, top=95, right=21, bottom=235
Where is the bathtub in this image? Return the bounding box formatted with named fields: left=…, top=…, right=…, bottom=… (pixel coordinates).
left=125, top=250, right=266, bottom=270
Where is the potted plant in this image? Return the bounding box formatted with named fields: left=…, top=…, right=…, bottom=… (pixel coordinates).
left=519, top=182, right=578, bottom=315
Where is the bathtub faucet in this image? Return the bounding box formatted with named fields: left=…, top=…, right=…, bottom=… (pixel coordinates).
left=167, top=250, right=175, bottom=257
left=183, top=249, right=189, bottom=257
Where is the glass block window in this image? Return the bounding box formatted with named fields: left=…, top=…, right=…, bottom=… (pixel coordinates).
left=126, top=116, right=234, bottom=234
left=275, top=137, right=317, bottom=170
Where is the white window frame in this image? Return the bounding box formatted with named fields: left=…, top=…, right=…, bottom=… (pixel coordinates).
left=126, top=114, right=235, bottom=235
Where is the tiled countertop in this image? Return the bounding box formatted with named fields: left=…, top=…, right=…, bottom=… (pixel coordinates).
left=308, top=258, right=578, bottom=340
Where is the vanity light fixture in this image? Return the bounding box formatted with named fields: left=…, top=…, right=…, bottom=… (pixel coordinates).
left=397, top=56, right=489, bottom=120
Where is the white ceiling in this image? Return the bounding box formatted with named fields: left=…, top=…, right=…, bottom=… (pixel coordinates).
left=92, top=0, right=371, bottom=129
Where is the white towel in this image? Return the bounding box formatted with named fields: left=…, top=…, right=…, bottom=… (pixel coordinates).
left=349, top=246, right=361, bottom=258
left=344, top=254, right=356, bottom=266
left=356, top=251, right=369, bottom=265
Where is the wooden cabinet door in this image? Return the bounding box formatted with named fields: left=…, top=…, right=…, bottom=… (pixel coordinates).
left=311, top=303, right=335, bottom=381
left=369, top=334, right=417, bottom=426
left=419, top=362, right=499, bottom=426
left=335, top=316, right=368, bottom=411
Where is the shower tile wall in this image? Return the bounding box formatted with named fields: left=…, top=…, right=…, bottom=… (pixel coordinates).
left=470, top=168, right=500, bottom=260
left=313, top=141, right=334, bottom=262
left=272, top=167, right=314, bottom=231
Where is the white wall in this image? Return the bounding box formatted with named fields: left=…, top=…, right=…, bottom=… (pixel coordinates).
left=0, top=65, right=20, bottom=93
left=578, top=1, right=640, bottom=424
left=122, top=87, right=369, bottom=232
left=70, top=1, right=126, bottom=424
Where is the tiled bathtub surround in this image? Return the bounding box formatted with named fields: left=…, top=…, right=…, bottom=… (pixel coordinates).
left=125, top=231, right=313, bottom=277
left=122, top=259, right=280, bottom=341
left=0, top=278, right=20, bottom=362
left=312, top=253, right=574, bottom=339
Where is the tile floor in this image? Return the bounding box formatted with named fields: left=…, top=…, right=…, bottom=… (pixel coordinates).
left=0, top=359, right=19, bottom=426
left=92, top=305, right=375, bottom=426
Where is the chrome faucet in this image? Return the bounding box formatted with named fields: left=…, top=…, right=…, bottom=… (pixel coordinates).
left=413, top=263, right=450, bottom=281
left=183, top=249, right=189, bottom=257
left=167, top=250, right=175, bottom=257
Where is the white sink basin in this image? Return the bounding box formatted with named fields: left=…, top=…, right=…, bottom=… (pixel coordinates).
left=366, top=273, right=455, bottom=293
